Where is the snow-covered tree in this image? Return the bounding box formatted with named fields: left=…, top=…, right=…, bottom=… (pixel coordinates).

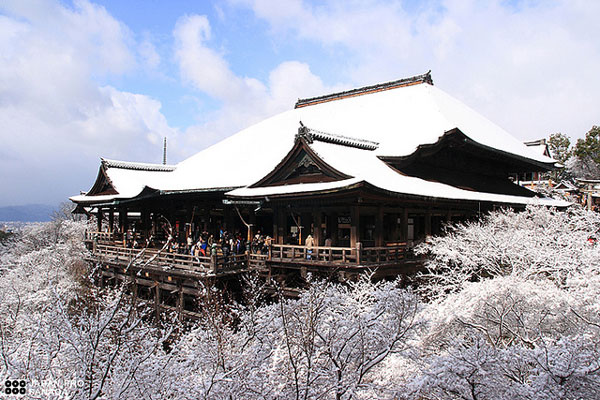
left=2, top=205, right=600, bottom=399
left=145, top=274, right=420, bottom=399
left=397, top=206, right=600, bottom=399
left=0, top=220, right=172, bottom=399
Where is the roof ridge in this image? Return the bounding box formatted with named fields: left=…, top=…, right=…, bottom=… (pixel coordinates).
left=296, top=122, right=379, bottom=151
left=101, top=158, right=176, bottom=172
left=294, top=71, right=433, bottom=109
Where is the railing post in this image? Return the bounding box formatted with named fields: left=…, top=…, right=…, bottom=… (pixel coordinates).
left=356, top=242, right=362, bottom=265
left=268, top=245, right=272, bottom=261
left=211, top=254, right=217, bottom=274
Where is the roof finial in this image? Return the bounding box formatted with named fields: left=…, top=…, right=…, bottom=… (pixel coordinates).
left=424, top=70, right=433, bottom=85
left=163, top=137, right=167, bottom=165
left=296, top=121, right=313, bottom=143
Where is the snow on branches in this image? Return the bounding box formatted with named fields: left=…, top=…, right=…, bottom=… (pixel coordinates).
left=1, top=206, right=599, bottom=399
left=415, top=205, right=600, bottom=299
left=404, top=206, right=600, bottom=399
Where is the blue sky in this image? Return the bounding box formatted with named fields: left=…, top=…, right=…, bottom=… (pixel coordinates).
left=1, top=0, right=599, bottom=207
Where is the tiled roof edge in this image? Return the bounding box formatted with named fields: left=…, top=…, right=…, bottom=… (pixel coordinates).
left=101, top=158, right=176, bottom=172
left=296, top=122, right=379, bottom=151
left=295, top=71, right=433, bottom=109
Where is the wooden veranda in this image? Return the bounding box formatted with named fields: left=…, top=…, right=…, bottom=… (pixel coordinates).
left=85, top=229, right=423, bottom=318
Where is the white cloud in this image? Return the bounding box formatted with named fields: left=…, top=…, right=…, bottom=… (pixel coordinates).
left=173, top=14, right=338, bottom=155
left=139, top=38, right=161, bottom=69
left=230, top=0, right=600, bottom=141
left=0, top=0, right=177, bottom=206
left=3, top=0, right=599, bottom=207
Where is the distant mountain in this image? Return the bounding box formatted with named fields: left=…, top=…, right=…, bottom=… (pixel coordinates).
left=0, top=204, right=55, bottom=222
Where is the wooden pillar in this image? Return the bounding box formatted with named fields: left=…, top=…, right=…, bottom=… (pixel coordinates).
left=224, top=207, right=233, bottom=231
left=329, top=212, right=338, bottom=245
left=118, top=208, right=125, bottom=232
left=249, top=211, right=256, bottom=242
left=400, top=208, right=408, bottom=242
left=154, top=282, right=160, bottom=321
left=120, top=208, right=128, bottom=247
left=203, top=208, right=210, bottom=232
left=277, top=208, right=285, bottom=244
left=272, top=207, right=279, bottom=244
left=108, top=207, right=114, bottom=233
left=313, top=209, right=323, bottom=246
left=350, top=206, right=360, bottom=249
left=392, top=212, right=400, bottom=242
left=375, top=206, right=384, bottom=246
left=151, top=212, right=158, bottom=236
left=139, top=210, right=147, bottom=242
left=185, top=206, right=193, bottom=242
left=301, top=212, right=311, bottom=245
left=97, top=208, right=103, bottom=232
left=177, top=286, right=183, bottom=322
left=425, top=209, right=432, bottom=237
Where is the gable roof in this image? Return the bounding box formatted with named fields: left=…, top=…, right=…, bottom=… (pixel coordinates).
left=69, top=158, right=174, bottom=203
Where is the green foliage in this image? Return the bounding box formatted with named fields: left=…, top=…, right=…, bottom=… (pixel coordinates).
left=548, top=132, right=572, bottom=164
left=574, top=125, right=600, bottom=165
left=548, top=132, right=573, bottom=181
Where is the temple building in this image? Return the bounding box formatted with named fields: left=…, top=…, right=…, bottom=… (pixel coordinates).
left=71, top=72, right=566, bottom=313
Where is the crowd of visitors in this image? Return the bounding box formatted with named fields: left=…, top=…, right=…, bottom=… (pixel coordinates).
left=165, top=229, right=273, bottom=258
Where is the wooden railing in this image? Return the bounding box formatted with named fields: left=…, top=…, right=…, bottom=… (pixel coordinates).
left=216, top=253, right=248, bottom=272
left=91, top=241, right=411, bottom=274
left=95, top=244, right=218, bottom=274
left=268, top=243, right=409, bottom=265
left=360, top=246, right=407, bottom=264
left=270, top=244, right=357, bottom=264
left=249, top=253, right=268, bottom=270
left=85, top=231, right=116, bottom=242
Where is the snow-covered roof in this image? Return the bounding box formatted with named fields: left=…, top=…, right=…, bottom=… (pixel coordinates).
left=228, top=139, right=569, bottom=207
left=73, top=73, right=561, bottom=206
left=69, top=159, right=173, bottom=203
left=523, top=139, right=551, bottom=158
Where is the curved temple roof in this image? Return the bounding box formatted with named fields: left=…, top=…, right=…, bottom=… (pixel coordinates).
left=71, top=72, right=565, bottom=207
